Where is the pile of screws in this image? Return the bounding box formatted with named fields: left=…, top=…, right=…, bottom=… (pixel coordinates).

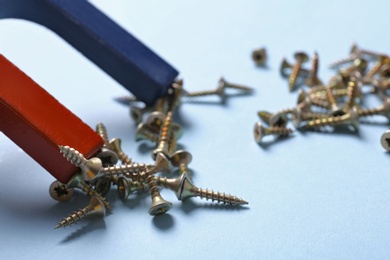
left=252, top=44, right=390, bottom=145
left=50, top=79, right=253, bottom=229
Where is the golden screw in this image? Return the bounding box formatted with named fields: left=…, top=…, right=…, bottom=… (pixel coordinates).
left=289, top=52, right=309, bottom=91
left=253, top=122, right=293, bottom=143
left=55, top=196, right=106, bottom=229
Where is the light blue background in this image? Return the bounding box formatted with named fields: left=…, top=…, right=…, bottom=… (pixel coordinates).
left=0, top=0, right=389, bottom=259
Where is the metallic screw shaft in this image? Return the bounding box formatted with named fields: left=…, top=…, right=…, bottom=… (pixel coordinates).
left=192, top=187, right=248, bottom=205
left=101, top=163, right=153, bottom=176
left=59, top=145, right=86, bottom=168
left=55, top=206, right=91, bottom=229
left=265, top=126, right=293, bottom=136
left=96, top=122, right=110, bottom=146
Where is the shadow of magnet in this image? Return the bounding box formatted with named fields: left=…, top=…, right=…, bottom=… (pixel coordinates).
left=0, top=0, right=179, bottom=105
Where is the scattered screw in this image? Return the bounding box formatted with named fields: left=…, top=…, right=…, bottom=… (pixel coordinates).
left=252, top=47, right=267, bottom=66
left=289, top=52, right=310, bottom=91
left=55, top=196, right=106, bottom=229
left=253, top=122, right=293, bottom=144
left=49, top=181, right=74, bottom=202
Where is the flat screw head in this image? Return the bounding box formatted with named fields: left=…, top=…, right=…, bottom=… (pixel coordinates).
left=96, top=148, right=118, bottom=167
left=148, top=196, right=172, bottom=216
left=253, top=122, right=265, bottom=144
left=94, top=175, right=112, bottom=197
left=170, top=150, right=193, bottom=167
left=381, top=130, right=390, bottom=151
left=294, top=52, right=309, bottom=62
left=252, top=48, right=267, bottom=66
left=49, top=181, right=74, bottom=202
left=80, top=157, right=103, bottom=181
left=155, top=152, right=173, bottom=174
left=117, top=177, right=130, bottom=200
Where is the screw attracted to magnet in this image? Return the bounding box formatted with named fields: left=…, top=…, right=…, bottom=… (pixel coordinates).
left=59, top=145, right=103, bottom=182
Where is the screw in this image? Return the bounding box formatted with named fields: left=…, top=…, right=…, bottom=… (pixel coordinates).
left=144, top=167, right=172, bottom=216
left=55, top=195, right=106, bottom=229
left=64, top=172, right=111, bottom=210
left=101, top=152, right=172, bottom=178
left=305, top=52, right=323, bottom=87
left=145, top=111, right=166, bottom=133
left=95, top=123, right=118, bottom=167
left=129, top=104, right=152, bottom=124
left=219, top=77, right=254, bottom=94
left=280, top=58, right=310, bottom=78
left=364, top=55, right=390, bottom=82
left=358, top=97, right=390, bottom=120
left=170, top=150, right=193, bottom=179
left=49, top=180, right=74, bottom=202
left=289, top=52, right=310, bottom=91
left=109, top=138, right=132, bottom=165
left=253, top=122, right=293, bottom=143
left=292, top=105, right=328, bottom=128
left=59, top=145, right=103, bottom=182
left=94, top=175, right=112, bottom=196
left=326, top=87, right=345, bottom=116
left=135, top=123, right=160, bottom=143
left=156, top=173, right=248, bottom=205
left=113, top=95, right=140, bottom=106
left=381, top=129, right=390, bottom=151
left=252, top=47, right=267, bottom=66
left=351, top=44, right=386, bottom=60
left=344, top=79, right=361, bottom=111
left=257, top=111, right=289, bottom=127
left=117, top=177, right=145, bottom=200
left=186, top=83, right=226, bottom=101
left=301, top=107, right=360, bottom=131
left=153, top=111, right=174, bottom=159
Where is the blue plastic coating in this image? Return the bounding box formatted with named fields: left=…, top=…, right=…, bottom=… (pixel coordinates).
left=0, top=0, right=179, bottom=105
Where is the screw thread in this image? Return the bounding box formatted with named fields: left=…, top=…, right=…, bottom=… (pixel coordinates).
left=96, top=122, right=109, bottom=146
left=289, top=61, right=303, bottom=90
left=358, top=107, right=382, bottom=117
left=345, top=81, right=359, bottom=110
left=154, top=97, right=169, bottom=114
left=55, top=207, right=90, bottom=229
left=117, top=151, right=132, bottom=164
left=193, top=187, right=248, bottom=205
left=311, top=98, right=331, bottom=109
left=154, top=111, right=173, bottom=155
left=144, top=170, right=159, bottom=198
left=79, top=182, right=111, bottom=210
left=101, top=163, right=152, bottom=176
left=329, top=56, right=357, bottom=69
left=59, top=146, right=86, bottom=167
left=301, top=112, right=329, bottom=121
left=266, top=127, right=293, bottom=136
left=365, top=59, right=385, bottom=80
left=113, top=95, right=139, bottom=106
left=302, top=114, right=351, bottom=129
left=186, top=89, right=219, bottom=97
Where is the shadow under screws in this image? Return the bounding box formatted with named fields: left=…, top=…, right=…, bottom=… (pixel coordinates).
left=152, top=213, right=174, bottom=230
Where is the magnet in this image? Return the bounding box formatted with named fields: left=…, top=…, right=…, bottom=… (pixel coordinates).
left=0, top=0, right=179, bottom=105
left=0, top=55, right=104, bottom=183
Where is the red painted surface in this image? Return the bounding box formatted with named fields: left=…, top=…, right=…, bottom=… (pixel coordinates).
left=0, top=55, right=104, bottom=183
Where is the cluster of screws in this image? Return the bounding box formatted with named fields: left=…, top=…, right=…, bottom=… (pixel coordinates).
left=50, top=78, right=253, bottom=229
left=253, top=44, right=390, bottom=145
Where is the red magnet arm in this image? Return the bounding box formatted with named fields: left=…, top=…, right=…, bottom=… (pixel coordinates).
left=0, top=55, right=104, bottom=183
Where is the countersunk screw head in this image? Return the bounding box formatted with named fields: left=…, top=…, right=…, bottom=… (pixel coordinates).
left=170, top=150, right=193, bottom=168
left=49, top=181, right=74, bottom=202
left=381, top=130, right=390, bottom=151
left=252, top=48, right=267, bottom=66
left=148, top=195, right=173, bottom=216
left=94, top=175, right=112, bottom=197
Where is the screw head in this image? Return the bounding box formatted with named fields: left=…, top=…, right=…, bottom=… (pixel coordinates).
left=294, top=52, right=309, bottom=63
left=145, top=111, right=165, bottom=132
left=381, top=130, right=390, bottom=151
left=96, top=148, right=118, bottom=167
left=148, top=196, right=172, bottom=216
left=170, top=150, right=192, bottom=168
left=155, top=152, right=173, bottom=174
left=117, top=177, right=130, bottom=200
left=251, top=48, right=267, bottom=66
left=95, top=175, right=112, bottom=197
left=269, top=112, right=288, bottom=128
left=253, top=122, right=265, bottom=144
left=49, top=181, right=74, bottom=202
left=80, top=157, right=103, bottom=181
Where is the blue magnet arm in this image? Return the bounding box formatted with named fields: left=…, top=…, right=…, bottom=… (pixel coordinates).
left=0, top=0, right=179, bottom=105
